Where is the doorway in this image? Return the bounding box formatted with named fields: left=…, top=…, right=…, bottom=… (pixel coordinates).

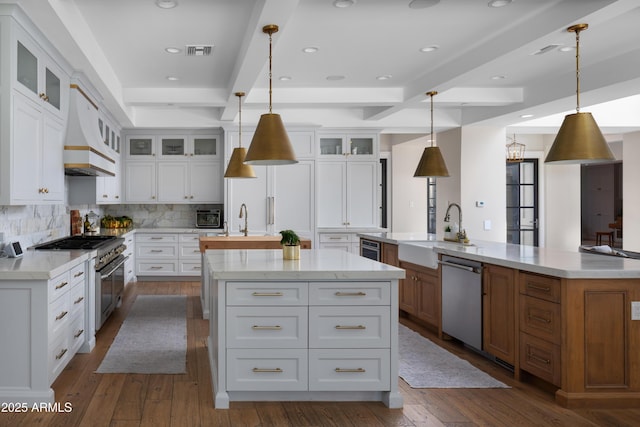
left=506, top=159, right=539, bottom=246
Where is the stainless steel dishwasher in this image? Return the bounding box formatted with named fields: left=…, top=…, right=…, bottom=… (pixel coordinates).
left=440, top=255, right=483, bottom=351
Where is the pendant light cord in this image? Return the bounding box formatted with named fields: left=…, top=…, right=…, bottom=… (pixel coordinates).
left=268, top=30, right=273, bottom=114
left=574, top=27, right=581, bottom=113
left=238, top=93, right=243, bottom=147
left=430, top=93, right=434, bottom=147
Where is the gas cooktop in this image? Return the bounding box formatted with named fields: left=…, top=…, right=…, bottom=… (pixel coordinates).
left=33, top=235, right=118, bottom=250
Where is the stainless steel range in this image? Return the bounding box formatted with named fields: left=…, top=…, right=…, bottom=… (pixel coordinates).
left=34, top=235, right=127, bottom=329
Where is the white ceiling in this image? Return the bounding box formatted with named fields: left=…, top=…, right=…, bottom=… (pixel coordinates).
left=11, top=0, right=640, bottom=136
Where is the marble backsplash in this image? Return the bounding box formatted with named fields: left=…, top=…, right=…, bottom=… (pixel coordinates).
left=0, top=203, right=217, bottom=250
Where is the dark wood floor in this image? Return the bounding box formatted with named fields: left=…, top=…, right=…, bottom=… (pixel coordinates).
left=3, top=280, right=639, bottom=427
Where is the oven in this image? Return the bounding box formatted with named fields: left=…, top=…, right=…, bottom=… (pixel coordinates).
left=96, top=254, right=127, bottom=329
left=360, top=239, right=381, bottom=261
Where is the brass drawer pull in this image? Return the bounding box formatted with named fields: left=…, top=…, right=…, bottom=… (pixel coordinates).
left=74, top=296, right=84, bottom=304
left=335, top=325, right=366, bottom=330
left=150, top=266, right=163, bottom=270
left=528, top=352, right=551, bottom=365
left=150, top=237, right=164, bottom=240
left=73, top=271, right=84, bottom=278
left=335, top=292, right=366, bottom=297
left=56, top=311, right=68, bottom=321
left=252, top=368, right=283, bottom=373
left=55, top=348, right=68, bottom=360
left=74, top=329, right=84, bottom=338
left=251, top=292, right=284, bottom=297
left=252, top=325, right=282, bottom=330
left=150, top=249, right=164, bottom=253
left=55, top=281, right=69, bottom=290
left=335, top=368, right=366, bottom=373
left=527, top=283, right=551, bottom=292
left=528, top=314, right=551, bottom=324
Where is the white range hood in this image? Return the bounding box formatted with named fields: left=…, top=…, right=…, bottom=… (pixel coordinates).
left=64, top=85, right=116, bottom=177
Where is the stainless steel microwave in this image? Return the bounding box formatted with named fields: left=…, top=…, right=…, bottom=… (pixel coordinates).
left=196, top=209, right=222, bottom=228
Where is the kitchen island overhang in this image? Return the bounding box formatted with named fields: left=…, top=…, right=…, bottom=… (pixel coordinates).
left=204, top=249, right=405, bottom=409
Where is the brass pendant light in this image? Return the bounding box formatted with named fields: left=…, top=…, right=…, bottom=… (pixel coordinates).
left=244, top=24, right=297, bottom=165
left=224, top=92, right=256, bottom=178
left=414, top=91, right=449, bottom=177
left=545, top=23, right=615, bottom=164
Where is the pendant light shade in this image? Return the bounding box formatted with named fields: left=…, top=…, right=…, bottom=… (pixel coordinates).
left=224, top=92, right=256, bottom=178
left=545, top=24, right=615, bottom=164
left=244, top=24, right=297, bottom=165
left=414, top=91, right=449, bottom=177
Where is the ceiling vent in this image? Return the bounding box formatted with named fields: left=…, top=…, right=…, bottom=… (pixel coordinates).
left=530, top=44, right=561, bottom=55
left=186, top=45, right=213, bottom=56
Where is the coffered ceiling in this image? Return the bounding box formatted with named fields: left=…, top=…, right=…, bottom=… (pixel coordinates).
left=12, top=0, right=640, bottom=135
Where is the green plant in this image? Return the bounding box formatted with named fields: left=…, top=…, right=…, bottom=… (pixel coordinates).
left=444, top=225, right=452, bottom=232
left=279, top=229, right=300, bottom=246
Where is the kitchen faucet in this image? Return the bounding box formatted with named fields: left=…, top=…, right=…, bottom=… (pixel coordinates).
left=238, top=203, right=248, bottom=236
left=444, top=203, right=465, bottom=242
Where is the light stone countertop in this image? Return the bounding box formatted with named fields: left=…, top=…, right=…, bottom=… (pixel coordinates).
left=0, top=250, right=91, bottom=280
left=206, top=248, right=405, bottom=281
left=358, top=232, right=437, bottom=244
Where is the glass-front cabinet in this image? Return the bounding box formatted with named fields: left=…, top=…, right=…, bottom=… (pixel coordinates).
left=191, top=136, right=218, bottom=158
left=159, top=135, right=219, bottom=159
left=160, top=137, right=186, bottom=158
left=318, top=134, right=377, bottom=160
left=126, top=136, right=156, bottom=158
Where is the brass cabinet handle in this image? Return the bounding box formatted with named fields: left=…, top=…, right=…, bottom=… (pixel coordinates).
left=335, top=325, right=366, bottom=330
left=528, top=314, right=551, bottom=324
left=150, top=249, right=163, bottom=253
left=335, top=368, right=365, bottom=373
left=150, top=266, right=163, bottom=270
left=527, top=283, right=551, bottom=293
left=55, top=348, right=68, bottom=360
left=74, top=271, right=84, bottom=278
left=55, top=281, right=69, bottom=290
left=252, top=368, right=283, bottom=373
left=251, top=292, right=283, bottom=297
left=335, top=292, right=366, bottom=297
left=527, top=352, right=551, bottom=365
left=74, top=329, right=84, bottom=339
left=55, top=311, right=68, bottom=321
left=252, top=325, right=282, bottom=330
left=74, top=296, right=84, bottom=304
left=150, top=237, right=164, bottom=240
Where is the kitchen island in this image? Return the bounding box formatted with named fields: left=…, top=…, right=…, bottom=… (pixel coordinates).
left=203, top=248, right=405, bottom=409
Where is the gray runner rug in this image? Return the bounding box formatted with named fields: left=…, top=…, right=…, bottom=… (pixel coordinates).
left=399, top=323, right=509, bottom=388
left=96, top=295, right=187, bottom=374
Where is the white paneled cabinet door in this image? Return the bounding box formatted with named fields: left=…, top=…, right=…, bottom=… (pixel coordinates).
left=347, top=162, right=377, bottom=228
left=191, top=162, right=222, bottom=202
left=226, top=165, right=269, bottom=235
left=125, top=162, right=156, bottom=202
left=41, top=114, right=64, bottom=201
left=12, top=94, right=41, bottom=201
left=273, top=161, right=314, bottom=236
left=316, top=162, right=347, bottom=228
left=157, top=162, right=189, bottom=202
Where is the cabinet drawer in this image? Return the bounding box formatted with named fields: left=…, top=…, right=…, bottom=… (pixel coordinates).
left=136, top=233, right=179, bottom=243
left=309, top=349, right=390, bottom=391
left=180, top=233, right=200, bottom=243
left=180, top=244, right=201, bottom=259
left=49, top=270, right=71, bottom=303
left=69, top=281, right=86, bottom=318
left=227, top=282, right=308, bottom=306
left=226, top=306, right=307, bottom=348
left=49, top=293, right=71, bottom=340
left=519, top=295, right=561, bottom=344
left=226, top=349, right=308, bottom=391
left=137, top=244, right=178, bottom=258
left=309, top=306, right=390, bottom=348
left=520, top=332, right=561, bottom=387
left=136, top=261, right=178, bottom=275
left=49, top=332, right=70, bottom=383
left=519, top=273, right=560, bottom=303
left=319, top=233, right=351, bottom=243
left=309, top=282, right=390, bottom=306
left=179, top=261, right=202, bottom=275
left=69, top=312, right=86, bottom=354
left=68, top=263, right=86, bottom=286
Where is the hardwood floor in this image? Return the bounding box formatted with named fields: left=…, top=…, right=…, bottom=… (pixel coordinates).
left=2, top=280, right=639, bottom=427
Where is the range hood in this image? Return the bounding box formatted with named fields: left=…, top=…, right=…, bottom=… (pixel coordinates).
left=64, top=85, right=116, bottom=177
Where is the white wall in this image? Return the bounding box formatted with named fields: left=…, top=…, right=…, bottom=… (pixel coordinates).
left=436, top=128, right=461, bottom=238
left=623, top=131, right=640, bottom=252
left=391, top=135, right=429, bottom=232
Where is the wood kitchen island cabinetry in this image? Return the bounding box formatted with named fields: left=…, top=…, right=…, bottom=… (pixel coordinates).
left=203, top=249, right=404, bottom=409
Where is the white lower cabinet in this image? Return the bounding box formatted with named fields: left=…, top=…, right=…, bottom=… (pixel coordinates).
left=135, top=232, right=202, bottom=277
left=317, top=232, right=361, bottom=254
left=218, top=280, right=394, bottom=406
left=179, top=233, right=202, bottom=276
left=123, top=231, right=136, bottom=284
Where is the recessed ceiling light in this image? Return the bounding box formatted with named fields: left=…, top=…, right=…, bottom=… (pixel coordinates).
left=302, top=47, right=318, bottom=53
left=165, top=47, right=181, bottom=54
left=488, top=0, right=512, bottom=7
left=156, top=0, right=178, bottom=9
left=520, top=114, right=534, bottom=118
left=279, top=76, right=292, bottom=81
left=376, top=75, right=392, bottom=81
left=559, top=46, right=575, bottom=52
left=326, top=75, right=345, bottom=81
left=419, top=45, right=439, bottom=53
left=491, top=75, right=506, bottom=80
left=166, top=76, right=179, bottom=81
left=333, top=0, right=356, bottom=7
left=409, top=0, right=440, bottom=9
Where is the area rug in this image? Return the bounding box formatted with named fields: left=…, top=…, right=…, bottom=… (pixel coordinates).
left=96, top=295, right=187, bottom=374
left=398, top=324, right=509, bottom=388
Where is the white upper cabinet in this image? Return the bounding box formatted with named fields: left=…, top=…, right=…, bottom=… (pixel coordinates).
left=317, top=133, right=377, bottom=161
left=126, top=135, right=157, bottom=159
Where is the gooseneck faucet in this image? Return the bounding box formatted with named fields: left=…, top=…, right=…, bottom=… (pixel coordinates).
left=444, top=203, right=464, bottom=241
left=239, top=203, right=248, bottom=236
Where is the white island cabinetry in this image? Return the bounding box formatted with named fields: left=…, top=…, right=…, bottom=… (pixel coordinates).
left=205, top=249, right=404, bottom=409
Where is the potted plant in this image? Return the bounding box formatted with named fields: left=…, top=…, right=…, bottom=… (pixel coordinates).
left=444, top=225, right=452, bottom=240
left=280, top=229, right=301, bottom=260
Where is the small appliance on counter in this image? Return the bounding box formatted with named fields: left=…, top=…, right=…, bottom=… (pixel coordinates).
left=84, top=210, right=100, bottom=234
left=196, top=204, right=224, bottom=229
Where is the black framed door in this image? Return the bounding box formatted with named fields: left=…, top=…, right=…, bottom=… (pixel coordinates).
left=506, top=159, right=539, bottom=246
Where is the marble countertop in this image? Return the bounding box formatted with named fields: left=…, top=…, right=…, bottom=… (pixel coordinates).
left=358, top=232, right=437, bottom=244
left=0, top=250, right=91, bottom=280
left=403, top=239, right=640, bottom=279
left=205, top=249, right=405, bottom=281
